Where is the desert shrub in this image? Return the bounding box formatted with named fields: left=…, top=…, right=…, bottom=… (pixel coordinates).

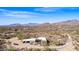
left=43, top=46, right=58, bottom=51
left=27, top=47, right=41, bottom=51
left=25, top=33, right=32, bottom=39
left=8, top=48, right=18, bottom=51
left=19, top=48, right=28, bottom=51
left=0, top=39, right=7, bottom=51
left=72, top=35, right=79, bottom=42
left=32, top=48, right=41, bottom=51
left=17, top=31, right=26, bottom=40
left=74, top=45, right=79, bottom=51
left=0, top=27, right=9, bottom=33
left=47, top=34, right=67, bottom=46
left=48, top=39, right=66, bottom=46
left=8, top=48, right=21, bottom=51
left=71, top=35, right=79, bottom=51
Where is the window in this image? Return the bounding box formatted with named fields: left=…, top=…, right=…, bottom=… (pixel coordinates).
left=35, top=39, right=41, bottom=44
left=23, top=41, right=30, bottom=43
left=23, top=41, right=25, bottom=43
left=26, top=41, right=30, bottom=43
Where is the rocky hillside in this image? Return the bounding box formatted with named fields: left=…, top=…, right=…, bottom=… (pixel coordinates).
left=0, top=19, right=79, bottom=51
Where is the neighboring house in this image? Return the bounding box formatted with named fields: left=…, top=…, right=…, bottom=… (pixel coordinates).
left=22, top=37, right=47, bottom=46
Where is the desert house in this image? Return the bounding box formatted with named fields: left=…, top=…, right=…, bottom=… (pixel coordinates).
left=6, top=37, right=47, bottom=50
left=22, top=37, right=47, bottom=46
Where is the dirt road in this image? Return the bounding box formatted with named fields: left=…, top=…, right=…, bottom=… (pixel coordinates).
left=49, top=34, right=75, bottom=51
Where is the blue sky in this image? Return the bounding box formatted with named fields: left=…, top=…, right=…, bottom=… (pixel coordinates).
left=0, top=7, right=79, bottom=25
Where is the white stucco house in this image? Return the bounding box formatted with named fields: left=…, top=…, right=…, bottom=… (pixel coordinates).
left=22, top=37, right=47, bottom=46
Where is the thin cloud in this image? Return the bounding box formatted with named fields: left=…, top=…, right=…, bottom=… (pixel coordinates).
left=34, top=7, right=62, bottom=12
left=0, top=9, right=46, bottom=19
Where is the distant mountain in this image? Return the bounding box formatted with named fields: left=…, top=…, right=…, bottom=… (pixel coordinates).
left=54, top=19, right=79, bottom=25
left=6, top=23, right=39, bottom=27
left=9, top=23, right=22, bottom=26
left=1, top=19, right=79, bottom=27
left=26, top=23, right=39, bottom=26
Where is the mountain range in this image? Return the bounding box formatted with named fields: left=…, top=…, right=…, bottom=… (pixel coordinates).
left=1, top=19, right=79, bottom=27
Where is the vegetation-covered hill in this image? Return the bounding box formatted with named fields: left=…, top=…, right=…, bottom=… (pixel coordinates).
left=0, top=19, right=79, bottom=51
